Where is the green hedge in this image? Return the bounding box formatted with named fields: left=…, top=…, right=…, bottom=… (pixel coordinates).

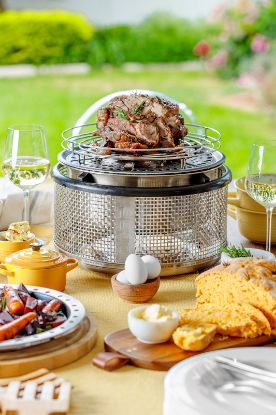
left=0, top=11, right=94, bottom=65
left=89, top=13, right=210, bottom=66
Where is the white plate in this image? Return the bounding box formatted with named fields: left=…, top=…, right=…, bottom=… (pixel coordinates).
left=0, top=284, right=86, bottom=351
left=164, top=347, right=276, bottom=415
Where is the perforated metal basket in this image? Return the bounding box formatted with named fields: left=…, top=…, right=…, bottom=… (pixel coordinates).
left=52, top=90, right=231, bottom=276
left=52, top=163, right=230, bottom=276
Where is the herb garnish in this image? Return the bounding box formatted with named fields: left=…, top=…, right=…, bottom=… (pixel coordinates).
left=36, top=327, right=45, bottom=334
left=219, top=245, right=253, bottom=258
left=114, top=108, right=130, bottom=120
left=133, top=100, right=146, bottom=115
left=1, top=297, right=6, bottom=311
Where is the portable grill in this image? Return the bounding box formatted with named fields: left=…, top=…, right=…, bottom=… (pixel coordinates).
left=52, top=90, right=231, bottom=276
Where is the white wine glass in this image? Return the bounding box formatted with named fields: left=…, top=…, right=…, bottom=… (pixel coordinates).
left=2, top=125, right=50, bottom=222
left=245, top=141, right=276, bottom=252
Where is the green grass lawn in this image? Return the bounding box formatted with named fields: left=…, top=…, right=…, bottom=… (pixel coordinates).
left=0, top=69, right=274, bottom=178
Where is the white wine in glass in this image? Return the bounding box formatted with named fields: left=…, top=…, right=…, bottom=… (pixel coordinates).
left=2, top=125, right=50, bottom=222
left=245, top=142, right=276, bottom=251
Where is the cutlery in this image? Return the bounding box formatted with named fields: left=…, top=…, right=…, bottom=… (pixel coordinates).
left=198, top=360, right=276, bottom=397
left=215, top=356, right=276, bottom=380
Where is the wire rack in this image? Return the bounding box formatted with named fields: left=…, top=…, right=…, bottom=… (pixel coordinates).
left=61, top=123, right=221, bottom=166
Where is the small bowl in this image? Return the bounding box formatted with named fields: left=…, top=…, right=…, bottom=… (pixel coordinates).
left=111, top=274, right=160, bottom=303
left=221, top=248, right=275, bottom=262
left=0, top=231, right=35, bottom=262
left=128, top=305, right=179, bottom=344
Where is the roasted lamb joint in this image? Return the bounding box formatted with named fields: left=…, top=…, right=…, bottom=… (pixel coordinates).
left=94, top=94, right=188, bottom=150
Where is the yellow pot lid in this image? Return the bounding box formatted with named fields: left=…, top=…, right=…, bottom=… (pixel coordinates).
left=5, top=242, right=66, bottom=269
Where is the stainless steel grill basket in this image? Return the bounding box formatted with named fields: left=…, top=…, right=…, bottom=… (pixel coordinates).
left=52, top=90, right=231, bottom=276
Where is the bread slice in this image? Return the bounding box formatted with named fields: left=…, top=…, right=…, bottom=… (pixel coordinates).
left=180, top=302, right=271, bottom=338
left=173, top=323, right=216, bottom=351
left=196, top=259, right=276, bottom=328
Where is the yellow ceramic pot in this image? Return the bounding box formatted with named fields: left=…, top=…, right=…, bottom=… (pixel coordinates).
left=0, top=231, right=35, bottom=262
left=228, top=205, right=276, bottom=244
left=228, top=177, right=265, bottom=212
left=0, top=242, right=78, bottom=291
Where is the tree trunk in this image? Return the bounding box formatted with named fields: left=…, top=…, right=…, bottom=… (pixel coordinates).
left=0, top=0, right=6, bottom=12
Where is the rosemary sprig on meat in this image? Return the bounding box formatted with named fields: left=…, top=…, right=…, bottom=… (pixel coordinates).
left=114, top=108, right=130, bottom=120
left=133, top=100, right=146, bottom=115
left=219, top=245, right=253, bottom=258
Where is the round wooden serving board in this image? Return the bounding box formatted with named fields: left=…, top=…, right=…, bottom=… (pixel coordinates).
left=104, top=329, right=276, bottom=371
left=0, top=314, right=97, bottom=378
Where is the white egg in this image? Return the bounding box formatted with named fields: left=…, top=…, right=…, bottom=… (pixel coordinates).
left=125, top=254, right=148, bottom=285
left=116, top=270, right=129, bottom=284
left=141, top=255, right=161, bottom=279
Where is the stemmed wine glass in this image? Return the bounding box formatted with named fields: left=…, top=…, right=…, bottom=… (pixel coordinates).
left=245, top=141, right=276, bottom=252
left=2, top=125, right=50, bottom=222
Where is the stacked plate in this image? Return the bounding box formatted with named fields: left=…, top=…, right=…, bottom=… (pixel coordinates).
left=164, top=348, right=276, bottom=415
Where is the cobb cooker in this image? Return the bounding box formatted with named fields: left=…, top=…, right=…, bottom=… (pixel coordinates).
left=52, top=90, right=231, bottom=276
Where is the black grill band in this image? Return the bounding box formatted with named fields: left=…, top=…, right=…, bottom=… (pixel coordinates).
left=52, top=163, right=232, bottom=197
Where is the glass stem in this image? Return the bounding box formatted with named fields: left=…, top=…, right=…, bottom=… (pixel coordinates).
left=266, top=206, right=274, bottom=252
left=23, top=189, right=30, bottom=222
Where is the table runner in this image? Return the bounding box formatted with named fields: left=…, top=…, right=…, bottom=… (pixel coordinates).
left=0, top=225, right=197, bottom=415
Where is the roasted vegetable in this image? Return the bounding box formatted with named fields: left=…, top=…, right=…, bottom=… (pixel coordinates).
left=0, top=285, right=67, bottom=342
left=3, top=287, right=24, bottom=315
left=0, top=310, right=14, bottom=325
left=0, top=312, right=37, bottom=342
left=42, top=299, right=62, bottom=314
left=50, top=315, right=67, bottom=328
left=24, top=296, right=38, bottom=314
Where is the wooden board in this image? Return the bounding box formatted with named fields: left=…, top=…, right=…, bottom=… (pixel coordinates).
left=104, top=329, right=276, bottom=371
left=0, top=314, right=97, bottom=378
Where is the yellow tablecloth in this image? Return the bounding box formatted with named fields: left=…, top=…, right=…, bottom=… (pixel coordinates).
left=0, top=225, right=197, bottom=415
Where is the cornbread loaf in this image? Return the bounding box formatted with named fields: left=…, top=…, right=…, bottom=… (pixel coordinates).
left=180, top=302, right=271, bottom=338
left=173, top=323, right=216, bottom=351
left=195, top=258, right=276, bottom=329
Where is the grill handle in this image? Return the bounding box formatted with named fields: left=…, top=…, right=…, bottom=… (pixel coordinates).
left=72, top=89, right=197, bottom=136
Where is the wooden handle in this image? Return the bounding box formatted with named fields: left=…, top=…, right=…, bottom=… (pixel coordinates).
left=92, top=352, right=130, bottom=371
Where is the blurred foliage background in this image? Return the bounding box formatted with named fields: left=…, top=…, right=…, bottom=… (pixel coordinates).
left=0, top=0, right=276, bottom=177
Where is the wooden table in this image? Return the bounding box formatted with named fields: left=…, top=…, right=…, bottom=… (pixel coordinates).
left=1, top=215, right=274, bottom=415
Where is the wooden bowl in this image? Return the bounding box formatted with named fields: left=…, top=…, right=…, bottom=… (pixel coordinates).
left=111, top=274, right=160, bottom=303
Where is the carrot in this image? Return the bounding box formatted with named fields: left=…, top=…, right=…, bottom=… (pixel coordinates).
left=4, top=288, right=24, bottom=315
left=42, top=299, right=62, bottom=314
left=0, top=312, right=37, bottom=342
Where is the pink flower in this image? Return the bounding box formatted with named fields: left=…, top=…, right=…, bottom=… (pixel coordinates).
left=209, top=49, right=228, bottom=68
left=237, top=73, right=257, bottom=88
left=251, top=34, right=269, bottom=53
left=193, top=41, right=210, bottom=58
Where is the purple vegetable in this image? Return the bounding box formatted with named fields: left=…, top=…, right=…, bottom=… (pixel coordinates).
left=0, top=310, right=14, bottom=324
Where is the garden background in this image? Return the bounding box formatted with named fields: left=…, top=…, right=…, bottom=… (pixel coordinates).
left=0, top=0, right=276, bottom=177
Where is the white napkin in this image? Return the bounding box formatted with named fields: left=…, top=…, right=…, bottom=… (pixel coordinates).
left=0, top=178, right=53, bottom=230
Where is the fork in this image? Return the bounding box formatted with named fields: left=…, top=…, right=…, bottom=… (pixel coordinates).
left=197, top=360, right=276, bottom=397
left=215, top=356, right=276, bottom=382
